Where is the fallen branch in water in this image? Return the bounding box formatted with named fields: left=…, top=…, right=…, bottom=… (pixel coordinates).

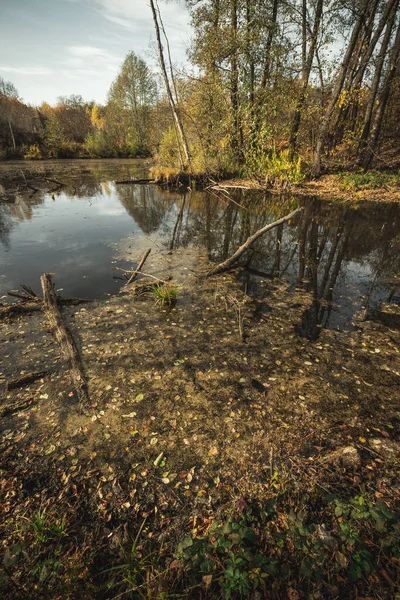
left=0, top=301, right=42, bottom=320
left=41, top=177, right=66, bottom=188
left=7, top=370, right=48, bottom=391
left=206, top=207, right=304, bottom=277
left=211, top=184, right=258, bottom=191
left=126, top=272, right=169, bottom=286
left=40, top=273, right=89, bottom=404
left=0, top=295, right=89, bottom=321
left=115, top=179, right=155, bottom=185
left=124, top=249, right=152, bottom=286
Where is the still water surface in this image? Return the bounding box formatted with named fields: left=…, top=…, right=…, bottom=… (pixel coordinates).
left=1, top=159, right=399, bottom=337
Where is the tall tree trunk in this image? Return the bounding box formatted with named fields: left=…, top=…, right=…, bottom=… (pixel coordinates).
left=350, top=0, right=398, bottom=90
left=312, top=2, right=368, bottom=175
left=332, top=0, right=397, bottom=145
left=301, top=0, right=307, bottom=82
left=360, top=21, right=400, bottom=169
left=230, top=0, right=241, bottom=159
left=260, top=0, right=279, bottom=89
left=149, top=0, right=191, bottom=169
left=156, top=0, right=180, bottom=104
left=8, top=121, right=16, bottom=151
left=246, top=0, right=255, bottom=106
left=359, top=1, right=398, bottom=156
left=289, top=0, right=323, bottom=157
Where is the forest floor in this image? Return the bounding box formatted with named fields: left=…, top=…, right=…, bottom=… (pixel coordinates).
left=1, top=250, right=400, bottom=599
left=216, top=172, right=400, bottom=204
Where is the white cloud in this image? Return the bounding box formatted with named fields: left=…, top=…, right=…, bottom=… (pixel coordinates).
left=61, top=45, right=120, bottom=78
left=102, top=13, right=131, bottom=29
left=89, top=0, right=191, bottom=59
left=0, top=65, right=53, bottom=75
left=67, top=45, right=113, bottom=58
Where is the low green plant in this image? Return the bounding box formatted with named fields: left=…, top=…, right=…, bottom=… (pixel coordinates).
left=23, top=508, right=66, bottom=544
left=337, top=169, right=400, bottom=191
left=175, top=508, right=277, bottom=599
left=24, top=144, right=42, bottom=160
left=174, top=493, right=400, bottom=597
left=152, top=283, right=178, bottom=307
left=103, top=518, right=162, bottom=600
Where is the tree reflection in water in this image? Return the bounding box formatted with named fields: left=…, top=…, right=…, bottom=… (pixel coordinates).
left=1, top=163, right=399, bottom=334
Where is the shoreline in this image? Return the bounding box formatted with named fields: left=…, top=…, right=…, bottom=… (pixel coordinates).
left=1, top=160, right=399, bottom=204
left=212, top=174, right=400, bottom=204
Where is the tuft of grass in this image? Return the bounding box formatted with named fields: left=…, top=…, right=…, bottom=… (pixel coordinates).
left=149, top=166, right=182, bottom=184
left=151, top=283, right=178, bottom=307
left=22, top=508, right=66, bottom=544
left=103, top=518, right=165, bottom=600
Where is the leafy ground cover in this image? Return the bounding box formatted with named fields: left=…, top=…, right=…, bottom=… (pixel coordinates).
left=1, top=250, right=399, bottom=599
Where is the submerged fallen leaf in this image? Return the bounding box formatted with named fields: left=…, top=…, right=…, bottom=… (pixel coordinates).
left=154, top=452, right=164, bottom=467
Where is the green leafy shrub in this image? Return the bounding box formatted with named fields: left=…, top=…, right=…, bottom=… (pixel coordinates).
left=176, top=508, right=277, bottom=599
left=246, top=146, right=304, bottom=188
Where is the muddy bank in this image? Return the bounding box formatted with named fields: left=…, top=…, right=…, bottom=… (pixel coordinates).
left=1, top=251, right=399, bottom=599
left=214, top=174, right=400, bottom=204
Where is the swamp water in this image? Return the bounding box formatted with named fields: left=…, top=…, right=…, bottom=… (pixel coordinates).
left=1, top=159, right=399, bottom=338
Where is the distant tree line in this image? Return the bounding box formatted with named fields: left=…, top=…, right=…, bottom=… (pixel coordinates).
left=0, top=53, right=160, bottom=161
left=1, top=0, right=399, bottom=177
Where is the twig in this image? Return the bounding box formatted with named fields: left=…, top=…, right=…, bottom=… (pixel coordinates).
left=129, top=272, right=169, bottom=285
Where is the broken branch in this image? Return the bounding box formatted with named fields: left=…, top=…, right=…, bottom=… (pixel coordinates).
left=124, top=249, right=152, bottom=286
left=7, top=370, right=48, bottom=391
left=206, top=207, right=304, bottom=277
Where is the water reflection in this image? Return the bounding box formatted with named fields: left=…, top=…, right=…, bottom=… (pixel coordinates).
left=0, top=161, right=399, bottom=334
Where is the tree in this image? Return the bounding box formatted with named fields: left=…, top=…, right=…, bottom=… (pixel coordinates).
left=57, top=94, right=85, bottom=108
left=107, top=51, right=157, bottom=154
left=360, top=20, right=400, bottom=169
left=150, top=0, right=191, bottom=169
left=0, top=76, right=19, bottom=99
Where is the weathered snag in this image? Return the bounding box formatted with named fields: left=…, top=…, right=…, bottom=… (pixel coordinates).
left=40, top=273, right=89, bottom=403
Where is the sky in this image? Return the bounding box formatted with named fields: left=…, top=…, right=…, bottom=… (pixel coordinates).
left=0, top=0, right=192, bottom=106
